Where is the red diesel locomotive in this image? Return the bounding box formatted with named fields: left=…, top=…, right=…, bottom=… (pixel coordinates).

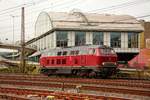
left=40, top=45, right=118, bottom=78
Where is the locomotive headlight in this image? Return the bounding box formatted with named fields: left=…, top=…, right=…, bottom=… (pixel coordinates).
left=102, top=62, right=105, bottom=65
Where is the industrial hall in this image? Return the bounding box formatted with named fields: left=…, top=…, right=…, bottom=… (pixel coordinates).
left=27, top=11, right=144, bottom=61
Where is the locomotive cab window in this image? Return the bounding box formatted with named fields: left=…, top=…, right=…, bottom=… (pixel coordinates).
left=49, top=52, right=56, bottom=56
left=48, top=52, right=53, bottom=56
left=48, top=53, right=51, bottom=56
left=70, top=50, right=79, bottom=55
left=62, top=51, right=67, bottom=55
left=70, top=51, right=75, bottom=55
left=57, top=52, right=62, bottom=56
left=101, top=48, right=115, bottom=55
left=75, top=50, right=79, bottom=55
left=89, top=49, right=95, bottom=55
left=79, top=49, right=88, bottom=55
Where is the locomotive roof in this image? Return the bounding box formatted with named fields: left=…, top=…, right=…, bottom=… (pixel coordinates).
left=29, top=45, right=113, bottom=57
left=42, top=45, right=112, bottom=53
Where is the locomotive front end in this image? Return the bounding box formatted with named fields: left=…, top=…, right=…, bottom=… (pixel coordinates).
left=97, top=46, right=118, bottom=78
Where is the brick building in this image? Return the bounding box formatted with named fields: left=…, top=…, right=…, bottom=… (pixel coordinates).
left=140, top=21, right=150, bottom=48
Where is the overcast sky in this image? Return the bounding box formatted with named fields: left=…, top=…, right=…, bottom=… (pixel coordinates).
left=0, top=0, right=150, bottom=43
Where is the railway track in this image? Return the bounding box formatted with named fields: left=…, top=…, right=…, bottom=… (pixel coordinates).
left=0, top=93, right=30, bottom=100
left=0, top=87, right=129, bottom=100
left=0, top=74, right=150, bottom=99
left=0, top=79, right=150, bottom=96
left=0, top=74, right=150, bottom=89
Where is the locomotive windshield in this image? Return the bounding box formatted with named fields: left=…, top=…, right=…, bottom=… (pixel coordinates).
left=100, top=48, right=116, bottom=55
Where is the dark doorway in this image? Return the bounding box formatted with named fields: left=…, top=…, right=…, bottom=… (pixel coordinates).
left=117, top=53, right=138, bottom=61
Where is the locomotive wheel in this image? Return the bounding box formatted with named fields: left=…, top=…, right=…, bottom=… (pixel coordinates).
left=40, top=68, right=58, bottom=76
left=100, top=68, right=109, bottom=78
left=100, top=67, right=116, bottom=78
left=71, top=69, right=78, bottom=75
left=40, top=68, right=49, bottom=75
left=89, top=71, right=97, bottom=78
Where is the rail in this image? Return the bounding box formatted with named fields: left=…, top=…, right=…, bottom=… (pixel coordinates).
left=0, top=74, right=149, bottom=99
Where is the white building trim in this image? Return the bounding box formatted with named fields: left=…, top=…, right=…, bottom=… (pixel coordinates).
left=68, top=31, right=75, bottom=46
left=104, top=32, right=110, bottom=46
left=86, top=32, right=93, bottom=45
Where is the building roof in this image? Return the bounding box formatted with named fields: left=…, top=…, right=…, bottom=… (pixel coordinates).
left=43, top=11, right=143, bottom=31
left=26, top=11, right=144, bottom=45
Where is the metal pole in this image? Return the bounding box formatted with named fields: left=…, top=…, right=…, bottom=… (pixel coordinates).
left=12, top=16, right=14, bottom=45
left=10, top=15, right=15, bottom=60
left=20, top=7, right=25, bottom=73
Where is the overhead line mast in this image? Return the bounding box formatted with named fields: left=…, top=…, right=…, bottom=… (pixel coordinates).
left=20, top=7, right=25, bottom=73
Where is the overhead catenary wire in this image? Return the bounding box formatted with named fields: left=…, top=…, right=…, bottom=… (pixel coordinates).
left=0, top=0, right=148, bottom=22
left=0, top=0, right=85, bottom=33
left=88, top=0, right=150, bottom=13
left=1, top=13, right=150, bottom=33
left=0, top=0, right=149, bottom=42
left=18, top=14, right=150, bottom=41
left=0, top=0, right=80, bottom=21
left=0, top=0, right=82, bottom=26
left=3, top=0, right=146, bottom=27
left=0, top=0, right=149, bottom=19
left=116, top=14, right=150, bottom=22
left=0, top=0, right=77, bottom=16
left=0, top=1, right=82, bottom=30
left=25, top=0, right=81, bottom=15
left=0, top=0, right=49, bottom=15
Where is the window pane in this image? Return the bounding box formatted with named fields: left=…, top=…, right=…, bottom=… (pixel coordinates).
left=100, top=48, right=115, bottom=55
left=93, top=32, right=103, bottom=45
left=75, top=31, right=85, bottom=46
left=89, top=49, right=95, bottom=54
left=62, top=51, right=67, bottom=55
left=56, top=31, right=68, bottom=47
left=57, top=52, right=62, bottom=56
left=128, top=33, right=138, bottom=48
left=110, top=32, right=121, bottom=48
